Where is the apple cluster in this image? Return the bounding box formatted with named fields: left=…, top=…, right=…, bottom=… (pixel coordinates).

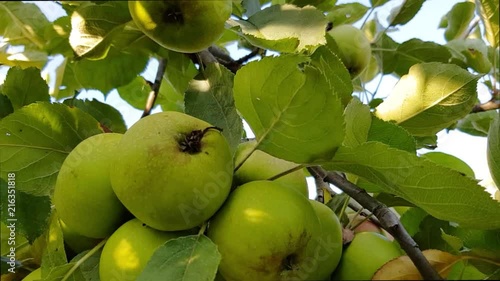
left=47, top=111, right=405, bottom=281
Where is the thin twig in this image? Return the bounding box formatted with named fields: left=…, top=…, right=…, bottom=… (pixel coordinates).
left=141, top=58, right=167, bottom=118
left=308, top=166, right=443, bottom=281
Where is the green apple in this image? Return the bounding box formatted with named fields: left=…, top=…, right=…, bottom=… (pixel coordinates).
left=22, top=268, right=41, bottom=281
left=328, top=24, right=371, bottom=79
left=59, top=219, right=101, bottom=254
left=53, top=133, right=128, bottom=238
left=99, top=218, right=189, bottom=281
left=111, top=111, right=233, bottom=231
left=129, top=0, right=232, bottom=53
left=308, top=200, right=343, bottom=280
left=234, top=140, right=308, bottom=197
left=207, top=180, right=324, bottom=281
left=331, top=232, right=402, bottom=280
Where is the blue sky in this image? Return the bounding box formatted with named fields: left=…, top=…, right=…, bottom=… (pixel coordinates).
left=2, top=1, right=495, bottom=195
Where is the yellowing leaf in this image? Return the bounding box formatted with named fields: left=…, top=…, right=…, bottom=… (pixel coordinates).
left=372, top=249, right=460, bottom=280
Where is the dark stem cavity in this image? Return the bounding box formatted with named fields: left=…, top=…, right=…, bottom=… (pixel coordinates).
left=179, top=126, right=223, bottom=154
left=281, top=253, right=297, bottom=272
left=162, top=5, right=183, bottom=24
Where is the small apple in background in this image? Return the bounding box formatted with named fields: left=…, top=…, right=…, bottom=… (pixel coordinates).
left=111, top=111, right=233, bottom=231
left=327, top=24, right=371, bottom=79
left=53, top=133, right=128, bottom=239
left=128, top=0, right=232, bottom=53
left=234, top=140, right=309, bottom=197
left=59, top=219, right=101, bottom=254
left=308, top=200, right=343, bottom=280
left=331, top=232, right=402, bottom=280
left=348, top=213, right=384, bottom=235
left=21, top=268, right=41, bottom=281
left=99, top=218, right=190, bottom=281
left=207, top=180, right=323, bottom=281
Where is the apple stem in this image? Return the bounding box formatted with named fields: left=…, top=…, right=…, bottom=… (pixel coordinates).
left=61, top=239, right=107, bottom=281
left=266, top=164, right=305, bottom=181
left=179, top=126, right=223, bottom=154
left=233, top=145, right=258, bottom=172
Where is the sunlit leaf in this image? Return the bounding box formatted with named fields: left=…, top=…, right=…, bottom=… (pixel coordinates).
left=327, top=142, right=500, bottom=230
left=475, top=0, right=499, bottom=48
left=2, top=67, right=49, bottom=110
left=185, top=63, right=243, bottom=154
left=69, top=1, right=131, bottom=59
left=116, top=76, right=151, bottom=110
left=234, top=55, right=345, bottom=164
left=228, top=4, right=328, bottom=54
left=440, top=2, right=476, bottom=41
left=388, top=0, right=425, bottom=27
left=0, top=2, right=49, bottom=49
left=137, top=235, right=221, bottom=281
left=375, top=62, right=479, bottom=136
left=0, top=102, right=103, bottom=196
left=446, top=39, right=492, bottom=73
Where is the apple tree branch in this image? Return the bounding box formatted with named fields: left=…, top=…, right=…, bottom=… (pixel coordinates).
left=307, top=166, right=443, bottom=281
left=141, top=58, right=167, bottom=118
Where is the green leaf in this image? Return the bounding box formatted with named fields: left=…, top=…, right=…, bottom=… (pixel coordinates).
left=375, top=62, right=479, bottom=136
left=393, top=39, right=452, bottom=76
left=234, top=55, right=345, bottom=164
left=137, top=235, right=221, bottom=281
left=0, top=179, right=51, bottom=243
left=371, top=0, right=389, bottom=7
left=69, top=248, right=102, bottom=280
left=3, top=67, right=50, bottom=110
left=440, top=230, right=463, bottom=253
left=310, top=35, right=353, bottom=106
left=185, top=63, right=243, bottom=155
left=0, top=94, right=13, bottom=119
left=388, top=0, right=426, bottom=27
left=326, top=3, right=369, bottom=26
left=367, top=116, right=416, bottom=152
left=156, top=51, right=198, bottom=112
left=440, top=2, right=476, bottom=41
left=62, top=98, right=127, bottom=133
left=69, top=1, right=132, bottom=59
left=286, top=0, right=337, bottom=11
left=449, top=227, right=500, bottom=257
left=41, top=214, right=68, bottom=272
left=44, top=16, right=73, bottom=57
left=0, top=2, right=49, bottom=49
left=51, top=58, right=83, bottom=100
left=228, top=4, right=328, bottom=54
left=327, top=142, right=500, bottom=230
left=448, top=261, right=488, bottom=281
left=457, top=111, right=497, bottom=137
left=446, top=39, right=492, bottom=73
left=0, top=102, right=103, bottom=196
left=475, top=0, right=499, bottom=48
left=73, top=47, right=149, bottom=94
left=399, top=207, right=428, bottom=236
left=342, top=97, right=371, bottom=147
left=374, top=34, right=399, bottom=74
left=421, top=151, right=475, bottom=178
left=487, top=112, right=500, bottom=189
left=117, top=76, right=151, bottom=110
left=413, top=215, right=456, bottom=252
